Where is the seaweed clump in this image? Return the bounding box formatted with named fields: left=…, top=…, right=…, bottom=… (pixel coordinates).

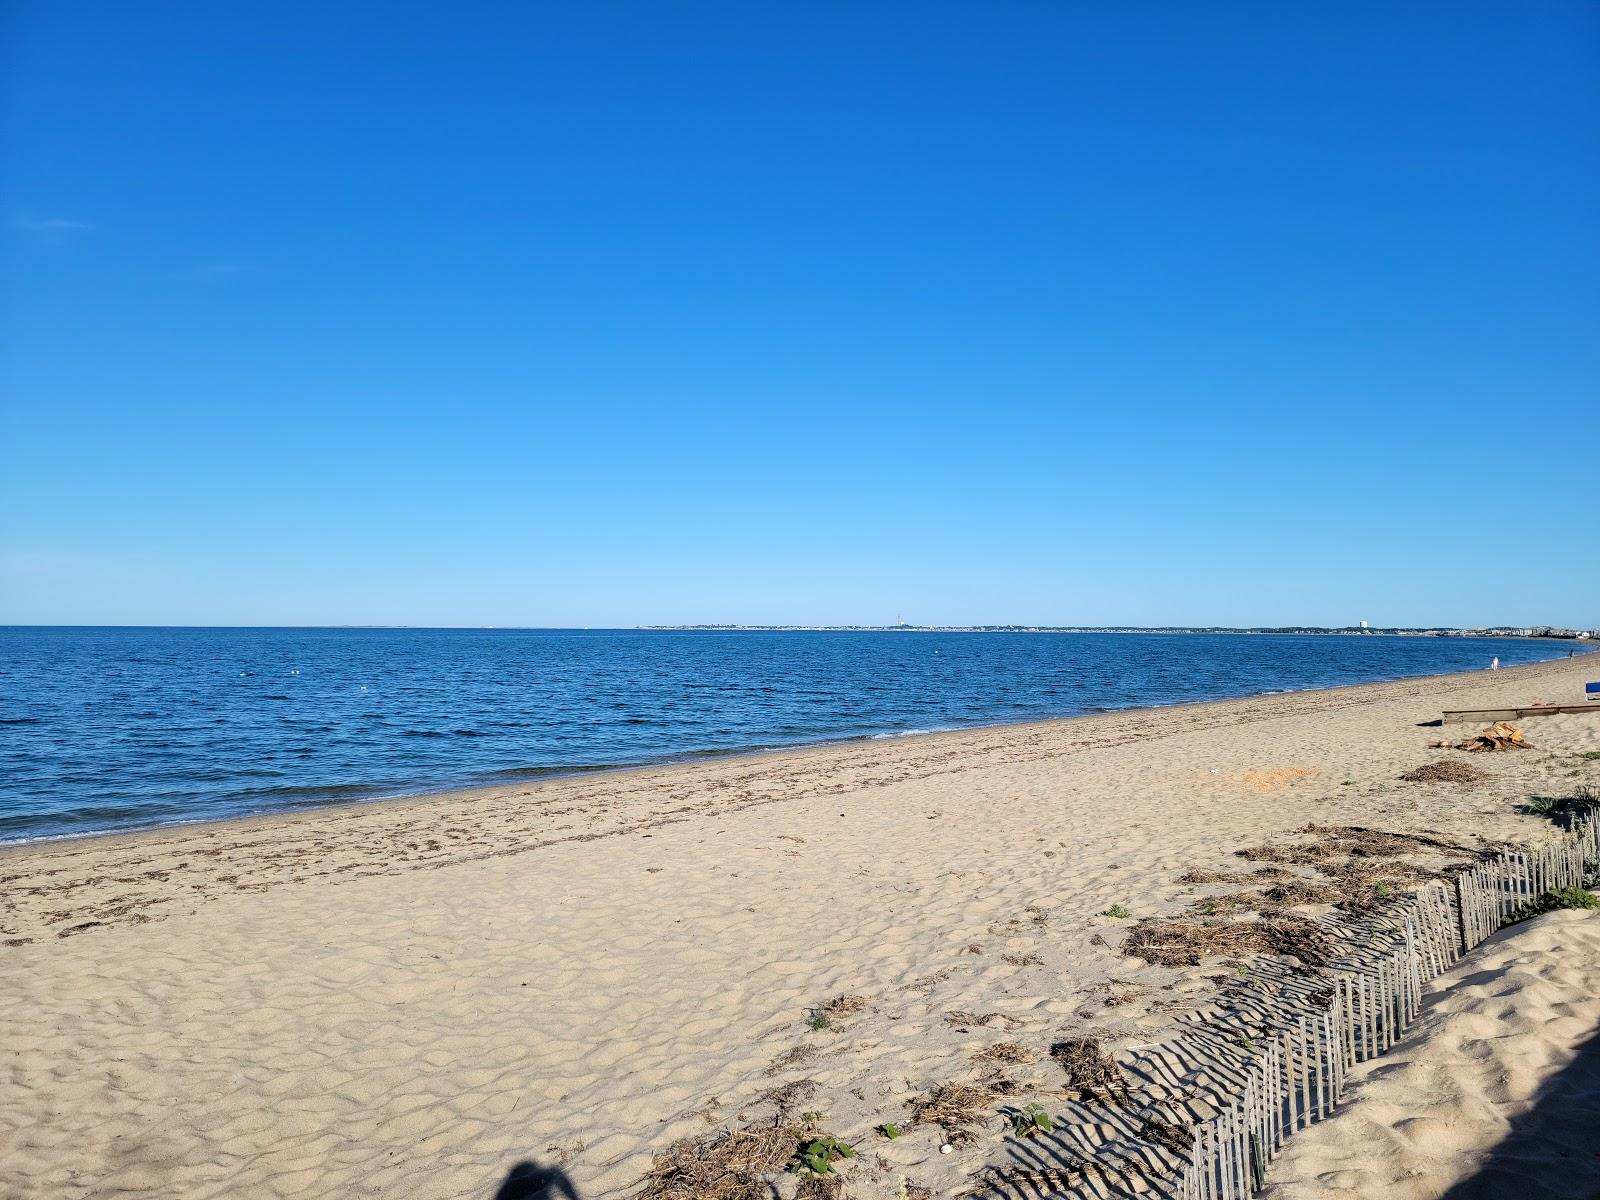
left=910, top=1080, right=1001, bottom=1143
left=1399, top=761, right=1486, bottom=784
left=1122, top=913, right=1329, bottom=969
left=1138, top=1116, right=1195, bottom=1157
left=634, top=1125, right=798, bottom=1200
left=1049, top=1037, right=1128, bottom=1104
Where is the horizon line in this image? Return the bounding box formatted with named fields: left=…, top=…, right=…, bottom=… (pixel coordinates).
left=1, top=622, right=1593, bottom=635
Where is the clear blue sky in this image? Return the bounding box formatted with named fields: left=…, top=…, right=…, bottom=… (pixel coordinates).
left=2, top=2, right=1596, bottom=628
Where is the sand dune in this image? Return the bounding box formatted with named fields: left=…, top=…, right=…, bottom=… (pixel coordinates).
left=2, top=654, right=1597, bottom=1199
left=1260, top=908, right=1600, bottom=1200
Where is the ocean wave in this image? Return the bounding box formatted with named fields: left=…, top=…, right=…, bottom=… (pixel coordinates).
left=0, top=627, right=1580, bottom=842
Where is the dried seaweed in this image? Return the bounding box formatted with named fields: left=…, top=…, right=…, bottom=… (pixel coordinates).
left=1187, top=892, right=1255, bottom=916
left=634, top=1124, right=798, bottom=1200
left=910, top=1080, right=1000, bottom=1142
left=944, top=1010, right=1022, bottom=1031
left=1179, top=866, right=1292, bottom=886
left=818, top=994, right=869, bottom=1018
left=765, top=1044, right=819, bottom=1075
left=945, top=1010, right=992, bottom=1029
left=972, top=1041, right=1040, bottom=1066
left=1049, top=1037, right=1128, bottom=1103
left=1138, top=1116, right=1195, bottom=1157
left=1399, top=761, right=1487, bottom=784
left=1121, top=913, right=1330, bottom=968
left=755, top=1079, right=817, bottom=1114
left=1258, top=879, right=1340, bottom=907
left=1236, top=823, right=1475, bottom=869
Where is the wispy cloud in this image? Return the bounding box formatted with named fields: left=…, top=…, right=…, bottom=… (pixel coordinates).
left=165, top=260, right=282, bottom=283
left=14, top=216, right=94, bottom=242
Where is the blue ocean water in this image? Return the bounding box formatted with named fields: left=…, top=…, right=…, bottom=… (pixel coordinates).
left=0, top=627, right=1577, bottom=843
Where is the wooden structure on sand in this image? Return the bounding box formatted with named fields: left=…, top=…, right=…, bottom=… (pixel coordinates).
left=1166, top=806, right=1600, bottom=1200
left=1441, top=704, right=1600, bottom=723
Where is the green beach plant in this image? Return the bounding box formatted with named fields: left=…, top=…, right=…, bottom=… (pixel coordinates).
left=791, top=1134, right=853, bottom=1177
left=1009, top=1103, right=1054, bottom=1139
left=1509, top=886, right=1599, bottom=924
left=1101, top=904, right=1131, bottom=919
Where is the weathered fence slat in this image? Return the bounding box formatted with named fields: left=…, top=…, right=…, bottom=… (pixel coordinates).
left=1171, top=806, right=1597, bottom=1198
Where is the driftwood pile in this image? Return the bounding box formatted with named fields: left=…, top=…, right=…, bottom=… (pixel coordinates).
left=1459, top=721, right=1534, bottom=751
left=1429, top=722, right=1534, bottom=752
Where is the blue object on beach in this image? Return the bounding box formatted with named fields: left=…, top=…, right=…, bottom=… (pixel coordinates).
left=1587, top=680, right=1600, bottom=699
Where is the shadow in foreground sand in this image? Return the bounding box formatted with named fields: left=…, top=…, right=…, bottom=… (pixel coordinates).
left=494, top=1159, right=582, bottom=1200
left=1438, top=1027, right=1600, bottom=1200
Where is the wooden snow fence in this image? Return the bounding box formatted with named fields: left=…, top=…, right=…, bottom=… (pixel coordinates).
left=1161, top=803, right=1600, bottom=1200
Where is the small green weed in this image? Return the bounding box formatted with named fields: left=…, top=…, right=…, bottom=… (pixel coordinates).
left=1510, top=887, right=1600, bottom=924
left=1101, top=904, right=1131, bottom=919
left=805, top=1011, right=832, bottom=1032
left=877, top=1123, right=902, bottom=1139
left=1524, top=788, right=1600, bottom=819
left=1374, top=882, right=1391, bottom=900
left=791, top=1134, right=853, bottom=1177
left=1009, top=1103, right=1054, bottom=1139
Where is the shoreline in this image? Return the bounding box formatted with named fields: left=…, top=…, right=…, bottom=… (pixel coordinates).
left=4, top=647, right=1592, bottom=854
left=4, top=653, right=1599, bottom=1199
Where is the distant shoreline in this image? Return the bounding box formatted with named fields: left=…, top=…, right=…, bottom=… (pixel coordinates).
left=640, top=624, right=1599, bottom=639
left=1, top=623, right=1594, bottom=638
left=3, top=646, right=1590, bottom=851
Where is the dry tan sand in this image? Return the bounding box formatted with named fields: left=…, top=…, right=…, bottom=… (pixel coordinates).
left=1259, top=908, right=1600, bottom=1200
left=2, top=653, right=1598, bottom=1199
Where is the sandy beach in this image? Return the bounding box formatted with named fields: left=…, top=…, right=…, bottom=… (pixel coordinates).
left=3, top=653, right=1598, bottom=1200
left=1259, top=907, right=1600, bottom=1200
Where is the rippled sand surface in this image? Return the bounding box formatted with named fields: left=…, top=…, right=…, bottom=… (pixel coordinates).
left=3, top=655, right=1598, bottom=1199
left=1261, top=908, right=1600, bottom=1200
